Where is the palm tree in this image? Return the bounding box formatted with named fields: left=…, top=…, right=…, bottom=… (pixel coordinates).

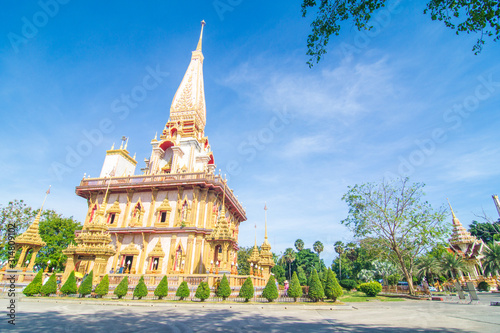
left=440, top=253, right=469, bottom=280
left=417, top=255, right=441, bottom=283
left=482, top=242, right=500, bottom=276
left=334, top=241, right=345, bottom=280
left=294, top=239, right=304, bottom=252
left=313, top=241, right=324, bottom=258
left=283, top=248, right=296, bottom=280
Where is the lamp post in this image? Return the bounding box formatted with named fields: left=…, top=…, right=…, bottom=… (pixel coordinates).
left=45, top=260, right=51, bottom=273
left=210, top=260, right=214, bottom=274
left=235, top=263, right=239, bottom=275
left=250, top=262, right=254, bottom=275
left=127, top=260, right=131, bottom=274
left=181, top=259, right=185, bottom=274
left=215, top=261, right=219, bottom=274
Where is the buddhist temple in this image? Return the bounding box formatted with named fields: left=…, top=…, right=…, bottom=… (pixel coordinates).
left=62, top=22, right=270, bottom=286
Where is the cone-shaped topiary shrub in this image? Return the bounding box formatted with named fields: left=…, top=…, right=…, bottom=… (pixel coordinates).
left=23, top=270, right=43, bottom=296
left=262, top=275, right=279, bottom=302
left=216, top=274, right=231, bottom=300
left=358, top=281, right=382, bottom=297
left=176, top=281, right=190, bottom=300
left=78, top=270, right=93, bottom=297
left=60, top=271, right=78, bottom=295
left=324, top=268, right=343, bottom=301
left=195, top=281, right=211, bottom=301
left=238, top=277, right=254, bottom=302
left=308, top=269, right=325, bottom=302
left=154, top=276, right=169, bottom=300
left=133, top=276, right=148, bottom=300
left=95, top=274, right=110, bottom=298
left=41, top=273, right=57, bottom=296
left=288, top=271, right=303, bottom=302
left=114, top=276, right=129, bottom=299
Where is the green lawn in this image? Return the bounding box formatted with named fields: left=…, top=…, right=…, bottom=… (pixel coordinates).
left=339, top=291, right=405, bottom=302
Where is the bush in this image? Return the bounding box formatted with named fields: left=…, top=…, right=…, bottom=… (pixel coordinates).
left=154, top=276, right=169, bottom=300
left=288, top=271, right=303, bottom=302
left=60, top=271, right=77, bottom=295
left=262, top=275, right=279, bottom=302
left=133, top=276, right=148, bottom=299
left=238, top=277, right=254, bottom=302
left=95, top=274, right=109, bottom=298
left=358, top=281, right=383, bottom=297
left=23, top=270, right=43, bottom=296
left=114, top=276, right=129, bottom=299
left=216, top=274, right=231, bottom=300
left=340, top=279, right=358, bottom=291
left=324, top=269, right=343, bottom=301
left=477, top=281, right=490, bottom=292
left=195, top=281, right=211, bottom=301
left=308, top=269, right=325, bottom=302
left=78, top=270, right=93, bottom=297
left=176, top=281, right=190, bottom=300
left=387, top=274, right=401, bottom=286
left=41, top=273, right=57, bottom=296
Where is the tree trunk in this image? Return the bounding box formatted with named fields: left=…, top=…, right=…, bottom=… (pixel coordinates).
left=394, top=248, right=415, bottom=295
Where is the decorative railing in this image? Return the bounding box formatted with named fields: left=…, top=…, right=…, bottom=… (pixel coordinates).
left=78, top=172, right=246, bottom=216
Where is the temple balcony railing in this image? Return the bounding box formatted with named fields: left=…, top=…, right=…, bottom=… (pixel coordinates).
left=77, top=171, right=246, bottom=219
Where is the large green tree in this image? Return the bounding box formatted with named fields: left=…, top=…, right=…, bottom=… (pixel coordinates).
left=37, top=210, right=82, bottom=272
left=295, top=239, right=305, bottom=251
left=440, top=252, right=469, bottom=279
left=341, top=178, right=448, bottom=295
left=301, top=0, right=500, bottom=66
left=313, top=241, right=324, bottom=258
left=482, top=242, right=500, bottom=276
left=469, top=221, right=500, bottom=243
left=283, top=248, right=296, bottom=280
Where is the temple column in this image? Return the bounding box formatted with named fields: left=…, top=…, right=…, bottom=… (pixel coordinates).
left=27, top=249, right=39, bottom=271
left=203, top=240, right=211, bottom=271
left=197, top=188, right=208, bottom=228
left=147, top=188, right=159, bottom=227
left=167, top=234, right=177, bottom=273
left=63, top=255, right=75, bottom=282
left=120, top=190, right=134, bottom=227
left=194, top=235, right=203, bottom=273
left=185, top=234, right=195, bottom=273
left=190, top=187, right=200, bottom=227
left=15, top=247, right=28, bottom=269
left=111, top=234, right=123, bottom=270
left=138, top=233, right=150, bottom=274
left=206, top=191, right=216, bottom=229
left=174, top=187, right=184, bottom=227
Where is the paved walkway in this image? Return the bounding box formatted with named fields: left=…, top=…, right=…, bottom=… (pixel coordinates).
left=1, top=293, right=499, bottom=332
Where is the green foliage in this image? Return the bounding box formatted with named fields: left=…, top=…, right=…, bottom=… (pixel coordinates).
left=301, top=0, right=500, bottom=67
left=469, top=221, right=500, bottom=244
left=295, top=239, right=304, bottom=251
left=308, top=269, right=325, bottom=302
left=283, top=247, right=296, bottom=280
left=37, top=210, right=82, bottom=272
left=41, top=273, right=57, bottom=296
left=297, top=266, right=307, bottom=285
left=78, top=270, right=93, bottom=297
left=341, top=178, right=448, bottom=295
left=386, top=274, right=401, bottom=286
left=237, top=246, right=252, bottom=275
left=154, top=276, right=169, bottom=299
left=313, top=240, right=324, bottom=257
left=176, top=281, right=190, bottom=300
left=114, top=276, right=129, bottom=299
left=440, top=253, right=469, bottom=279
left=133, top=276, right=148, bottom=299
left=271, top=265, right=286, bottom=285
left=60, top=271, right=77, bottom=295
left=0, top=200, right=36, bottom=261
left=95, top=274, right=109, bottom=298
left=482, top=242, right=500, bottom=276
left=340, top=279, right=358, bottom=291
left=216, top=274, right=231, bottom=300
left=324, top=269, right=343, bottom=301
left=23, top=270, right=43, bottom=296
left=262, top=275, right=279, bottom=302
left=288, top=271, right=303, bottom=301
left=358, top=281, right=383, bottom=297
left=238, top=277, right=254, bottom=302
left=195, top=281, right=211, bottom=301
left=477, top=281, right=490, bottom=292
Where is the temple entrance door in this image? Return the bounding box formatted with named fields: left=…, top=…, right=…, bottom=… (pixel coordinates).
left=125, top=256, right=134, bottom=273
left=214, top=245, right=221, bottom=265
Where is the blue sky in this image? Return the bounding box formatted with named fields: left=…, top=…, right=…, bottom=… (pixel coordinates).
left=1, top=1, right=499, bottom=265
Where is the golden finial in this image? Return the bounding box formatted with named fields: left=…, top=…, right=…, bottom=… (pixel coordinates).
left=446, top=198, right=456, bottom=219
left=196, top=20, right=206, bottom=52
left=111, top=142, right=115, bottom=150
left=264, top=202, right=268, bottom=240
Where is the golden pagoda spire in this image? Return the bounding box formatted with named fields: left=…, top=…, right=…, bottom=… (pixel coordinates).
left=196, top=20, right=206, bottom=52
left=447, top=198, right=461, bottom=226
left=168, top=21, right=207, bottom=136
left=447, top=198, right=476, bottom=245
left=493, top=195, right=500, bottom=218
left=264, top=202, right=268, bottom=240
